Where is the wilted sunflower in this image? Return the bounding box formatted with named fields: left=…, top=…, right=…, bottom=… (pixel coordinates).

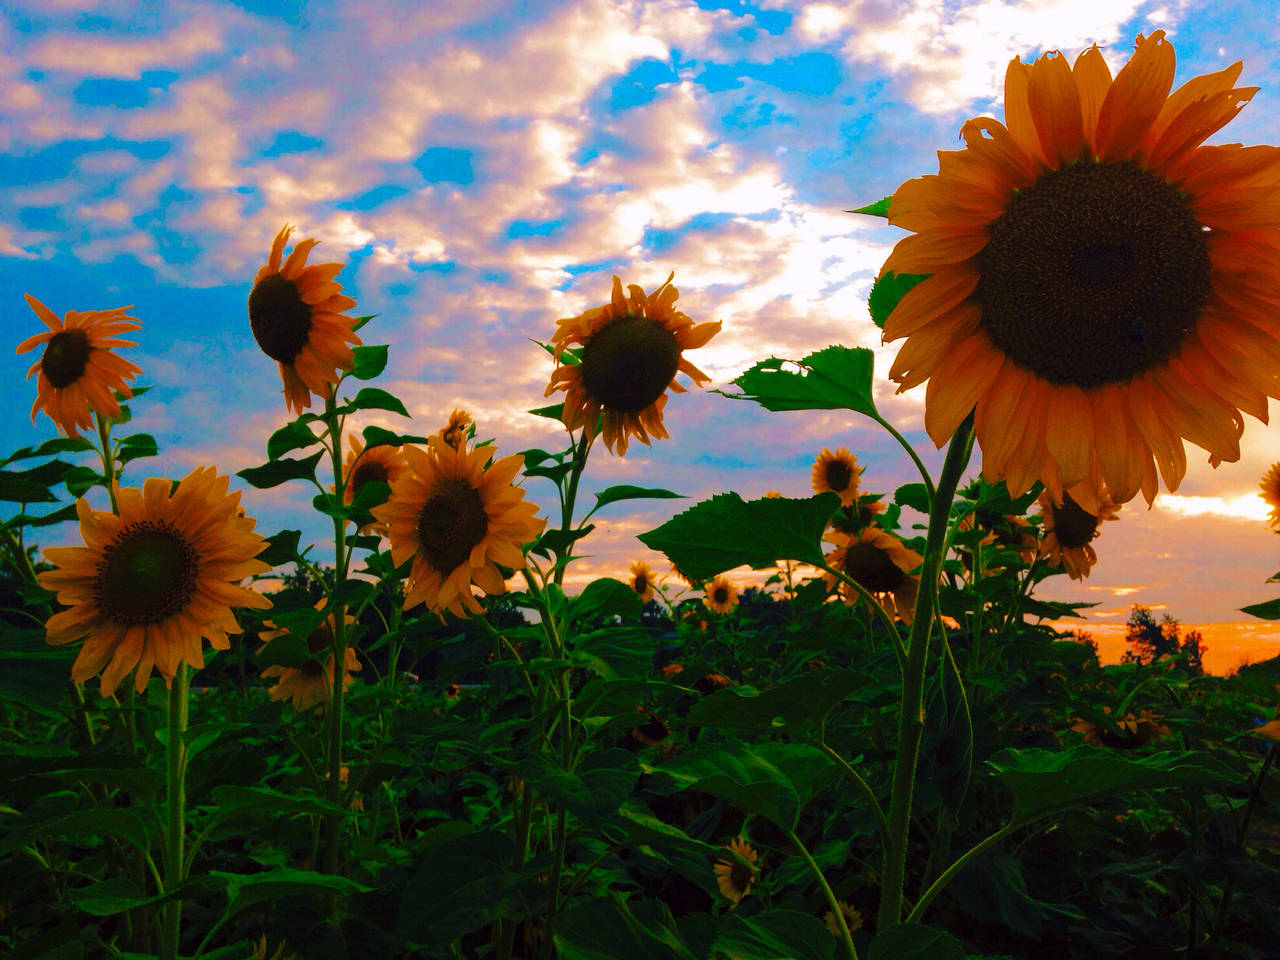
left=342, top=434, right=407, bottom=534
left=880, top=31, right=1280, bottom=508
left=1037, top=487, right=1119, bottom=580
left=371, top=437, right=545, bottom=617
left=38, top=468, right=272, bottom=695
left=713, top=837, right=759, bottom=905
left=248, top=224, right=362, bottom=415
left=438, top=408, right=473, bottom=451
left=703, top=575, right=738, bottom=614
left=1071, top=706, right=1170, bottom=748
left=545, top=273, right=721, bottom=455
left=825, top=528, right=923, bottom=625
left=1259, top=462, right=1280, bottom=531
left=259, top=600, right=361, bottom=711
left=811, top=448, right=863, bottom=507
left=627, top=560, right=657, bottom=602
left=17, top=294, right=142, bottom=438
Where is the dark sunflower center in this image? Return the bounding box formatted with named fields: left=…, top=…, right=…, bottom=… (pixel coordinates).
left=634, top=575, right=648, bottom=594
left=579, top=316, right=681, bottom=413
left=351, top=461, right=389, bottom=493
left=1051, top=493, right=1098, bottom=549
left=98, top=523, right=197, bottom=624
left=248, top=273, right=313, bottom=364
left=976, top=160, right=1211, bottom=387
left=713, top=587, right=729, bottom=604
left=729, top=863, right=753, bottom=892
left=416, top=478, right=489, bottom=576
left=825, top=460, right=854, bottom=492
left=844, top=543, right=906, bottom=593
left=41, top=330, right=92, bottom=388
left=638, top=716, right=669, bottom=741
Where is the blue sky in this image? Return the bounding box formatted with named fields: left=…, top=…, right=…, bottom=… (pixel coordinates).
left=3, top=0, right=1280, bottom=644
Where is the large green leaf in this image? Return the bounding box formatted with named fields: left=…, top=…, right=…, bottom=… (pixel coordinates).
left=555, top=895, right=699, bottom=960
left=213, top=867, right=368, bottom=918
left=568, top=577, right=643, bottom=625
left=396, top=827, right=515, bottom=944
left=1241, top=598, right=1280, bottom=620
left=266, top=421, right=320, bottom=461
left=211, top=785, right=353, bottom=823
left=518, top=749, right=640, bottom=822
left=344, top=386, right=409, bottom=417
left=686, top=668, right=877, bottom=731
left=638, top=492, right=840, bottom=582
left=589, top=485, right=684, bottom=515
left=720, top=345, right=877, bottom=416
left=866, top=924, right=965, bottom=960
left=350, top=343, right=389, bottom=380
left=237, top=451, right=324, bottom=489
left=986, top=747, right=1239, bottom=823
left=712, top=909, right=836, bottom=960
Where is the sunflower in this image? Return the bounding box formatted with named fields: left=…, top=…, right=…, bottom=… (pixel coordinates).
left=17, top=294, right=142, bottom=438
left=341, top=434, right=407, bottom=534
left=627, top=560, right=657, bottom=602
left=370, top=437, right=546, bottom=617
left=824, top=527, right=923, bottom=625
left=259, top=599, right=360, bottom=711
left=1260, top=462, right=1280, bottom=531
left=630, top=705, right=671, bottom=747
left=1071, top=706, right=1170, bottom=749
left=438, top=408, right=473, bottom=451
left=764, top=490, right=782, bottom=498
left=248, top=224, right=362, bottom=415
left=811, top=448, right=862, bottom=507
left=713, top=837, right=759, bottom=906
left=545, top=273, right=721, bottom=455
left=824, top=902, right=864, bottom=938
left=37, top=467, right=272, bottom=695
left=703, top=575, right=738, bottom=615
left=880, top=32, right=1279, bottom=509
left=1037, top=486, right=1119, bottom=580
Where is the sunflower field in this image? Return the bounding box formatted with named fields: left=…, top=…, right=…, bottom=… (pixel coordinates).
left=6, top=29, right=1280, bottom=960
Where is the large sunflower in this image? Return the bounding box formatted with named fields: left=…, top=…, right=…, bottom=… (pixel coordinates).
left=1036, top=486, right=1119, bottom=580
left=545, top=273, right=721, bottom=455
left=248, top=224, right=362, bottom=415
left=370, top=437, right=545, bottom=617
left=811, top=448, right=862, bottom=507
left=17, top=294, right=142, bottom=438
left=37, top=467, right=272, bottom=695
left=824, top=527, right=923, bottom=625
left=880, top=32, right=1278, bottom=508
left=342, top=434, right=407, bottom=534
left=259, top=599, right=360, bottom=711
left=1259, top=462, right=1280, bottom=531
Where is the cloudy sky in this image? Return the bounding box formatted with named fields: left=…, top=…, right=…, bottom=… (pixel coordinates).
left=4, top=0, right=1280, bottom=668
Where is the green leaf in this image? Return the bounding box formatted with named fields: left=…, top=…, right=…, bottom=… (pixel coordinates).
left=721, top=345, right=877, bottom=416
left=590, top=485, right=684, bottom=514
left=518, top=749, right=639, bottom=822
left=211, top=785, right=352, bottom=822
left=0, top=473, right=58, bottom=502
left=638, top=492, right=840, bottom=582
left=351, top=343, right=389, bottom=380
left=648, top=740, right=839, bottom=831
left=2, top=436, right=94, bottom=464
left=38, top=807, right=152, bottom=854
left=257, top=529, right=301, bottom=567
left=0, top=632, right=75, bottom=715
left=116, top=433, right=158, bottom=464
left=396, top=828, right=515, bottom=944
left=69, top=876, right=215, bottom=917
left=62, top=465, right=103, bottom=496
left=569, top=577, right=643, bottom=625
left=529, top=402, right=566, bottom=421
left=266, top=421, right=320, bottom=461
left=363, top=424, right=429, bottom=448
left=868, top=272, right=927, bottom=329
left=894, top=482, right=931, bottom=514
left=572, top=626, right=655, bottom=680
left=2, top=502, right=78, bottom=529
left=849, top=196, right=892, bottom=217
left=351, top=313, right=377, bottom=333
left=531, top=525, right=594, bottom=560
left=236, top=451, right=324, bottom=489
left=1242, top=598, right=1280, bottom=620
left=606, top=804, right=727, bottom=859
left=346, top=386, right=409, bottom=417
left=555, top=895, right=699, bottom=960
left=713, top=909, right=836, bottom=960
left=867, top=924, right=966, bottom=960
left=986, top=747, right=1239, bottom=824
left=213, top=867, right=368, bottom=918
left=687, top=669, right=876, bottom=731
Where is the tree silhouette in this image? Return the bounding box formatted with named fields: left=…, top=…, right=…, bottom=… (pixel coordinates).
left=1121, top=604, right=1206, bottom=675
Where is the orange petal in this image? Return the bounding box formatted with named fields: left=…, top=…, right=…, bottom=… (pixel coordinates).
left=882, top=267, right=979, bottom=341
left=1027, top=51, right=1085, bottom=166
left=1044, top=385, right=1095, bottom=489
left=1091, top=384, right=1145, bottom=505
left=1094, top=31, right=1176, bottom=162
left=975, top=361, right=1031, bottom=477
left=960, top=118, right=1041, bottom=187
left=881, top=230, right=988, bottom=276
left=923, top=336, right=1004, bottom=447
left=1073, top=45, right=1113, bottom=149
left=1002, top=57, right=1043, bottom=165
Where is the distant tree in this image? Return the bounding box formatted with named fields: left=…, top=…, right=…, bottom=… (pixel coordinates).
left=1070, top=629, right=1100, bottom=664
left=1122, top=604, right=1205, bottom=675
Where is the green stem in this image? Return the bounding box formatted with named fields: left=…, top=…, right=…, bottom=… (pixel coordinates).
left=874, top=412, right=935, bottom=504
left=786, top=827, right=859, bottom=960
left=95, top=413, right=120, bottom=512
left=818, top=560, right=906, bottom=667
left=817, top=726, right=890, bottom=848
left=161, top=664, right=189, bottom=960
left=906, top=820, right=1022, bottom=923
left=877, top=413, right=973, bottom=931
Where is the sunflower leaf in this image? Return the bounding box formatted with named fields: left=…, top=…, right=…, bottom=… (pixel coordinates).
left=894, top=482, right=931, bottom=514
left=868, top=271, right=927, bottom=328
left=267, top=421, right=320, bottom=461
left=257, top=529, right=301, bottom=567
left=1242, top=598, right=1280, bottom=620
left=588, top=484, right=684, bottom=516
left=849, top=195, right=892, bottom=217
left=638, top=492, right=840, bottom=581
left=867, top=924, right=966, bottom=960
left=350, top=343, right=389, bottom=380
left=2, top=502, right=78, bottom=530
left=0, top=473, right=59, bottom=503
left=237, top=451, right=324, bottom=489
left=528, top=403, right=566, bottom=422
left=62, top=465, right=104, bottom=497
left=2, top=436, right=94, bottom=465
left=720, top=346, right=877, bottom=416
left=714, top=910, right=837, bottom=960
left=116, top=433, right=158, bottom=464
left=363, top=424, right=429, bottom=448
left=344, top=386, right=410, bottom=417
left=351, top=313, right=377, bottom=333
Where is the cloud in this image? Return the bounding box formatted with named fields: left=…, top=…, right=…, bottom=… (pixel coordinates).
left=24, top=17, right=225, bottom=78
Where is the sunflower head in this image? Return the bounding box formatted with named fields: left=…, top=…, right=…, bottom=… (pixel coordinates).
left=630, top=705, right=671, bottom=747
left=37, top=467, right=272, bottom=695
left=703, top=575, right=739, bottom=615
left=627, top=560, right=657, bottom=602
left=545, top=274, right=721, bottom=455
left=248, top=224, right=362, bottom=415
left=439, top=408, right=473, bottom=451
left=17, top=294, right=143, bottom=438
left=713, top=837, right=759, bottom=906
left=824, top=527, right=923, bottom=625
left=259, top=600, right=361, bottom=711
left=1260, top=463, right=1280, bottom=531
left=1037, top=485, right=1119, bottom=581
left=341, top=434, right=407, bottom=534
left=811, top=448, right=862, bottom=507
left=880, top=31, right=1275, bottom=510
left=1071, top=706, right=1170, bottom=749
left=371, top=437, right=546, bottom=618
left=824, top=903, right=864, bottom=938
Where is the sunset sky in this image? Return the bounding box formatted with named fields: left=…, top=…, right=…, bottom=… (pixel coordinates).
left=3, top=0, right=1280, bottom=671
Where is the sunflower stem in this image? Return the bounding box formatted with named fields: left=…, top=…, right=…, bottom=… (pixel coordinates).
left=874, top=412, right=935, bottom=504
left=161, top=664, right=189, bottom=960
left=818, top=561, right=906, bottom=667
left=786, top=827, right=859, bottom=960
left=878, top=412, right=972, bottom=931
left=94, top=412, right=120, bottom=512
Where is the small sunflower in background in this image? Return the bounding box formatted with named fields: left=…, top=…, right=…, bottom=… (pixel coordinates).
left=627, top=560, right=657, bottom=602
left=703, top=575, right=738, bottom=614
left=879, top=31, right=1280, bottom=510
left=823, top=902, right=864, bottom=938
left=545, top=273, right=721, bottom=455
left=630, top=705, right=671, bottom=748
left=713, top=837, right=759, bottom=906
left=824, top=528, right=923, bottom=625
left=1037, top=487, right=1119, bottom=580
left=1259, top=462, right=1280, bottom=531
left=371, top=437, right=545, bottom=618
left=957, top=510, right=1038, bottom=573
left=341, top=434, right=407, bottom=534
left=764, top=490, right=782, bottom=498
left=38, top=468, right=272, bottom=695
left=259, top=599, right=361, bottom=712
left=811, top=448, right=862, bottom=507
left=1072, top=706, right=1170, bottom=749
left=17, top=294, right=142, bottom=437
left=248, top=224, right=362, bottom=415
left=439, top=408, right=473, bottom=451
